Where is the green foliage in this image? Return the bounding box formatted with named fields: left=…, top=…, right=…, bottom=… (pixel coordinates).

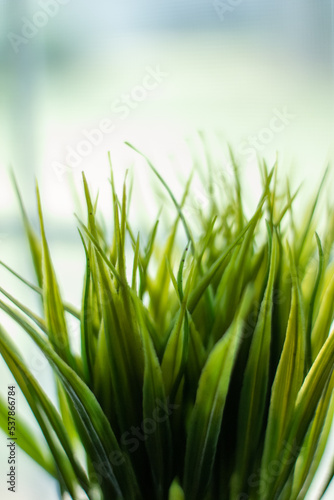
left=0, top=150, right=333, bottom=500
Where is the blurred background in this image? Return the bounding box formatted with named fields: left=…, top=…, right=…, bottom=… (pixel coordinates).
left=0, top=0, right=333, bottom=498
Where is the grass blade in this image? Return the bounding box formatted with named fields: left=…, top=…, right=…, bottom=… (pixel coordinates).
left=231, top=224, right=277, bottom=497
left=183, top=286, right=254, bottom=500
left=260, top=247, right=306, bottom=498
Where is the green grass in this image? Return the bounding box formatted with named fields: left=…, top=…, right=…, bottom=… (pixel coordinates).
left=0, top=148, right=334, bottom=500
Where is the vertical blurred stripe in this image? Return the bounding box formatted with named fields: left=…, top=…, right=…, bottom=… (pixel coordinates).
left=4, top=0, right=44, bottom=191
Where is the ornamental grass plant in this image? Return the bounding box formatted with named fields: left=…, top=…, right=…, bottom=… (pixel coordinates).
left=0, top=146, right=333, bottom=500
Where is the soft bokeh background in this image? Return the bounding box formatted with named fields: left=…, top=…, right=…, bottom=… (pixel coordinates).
left=0, top=1, right=333, bottom=498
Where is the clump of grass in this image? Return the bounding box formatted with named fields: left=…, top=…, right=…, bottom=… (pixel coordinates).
left=0, top=147, right=333, bottom=500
